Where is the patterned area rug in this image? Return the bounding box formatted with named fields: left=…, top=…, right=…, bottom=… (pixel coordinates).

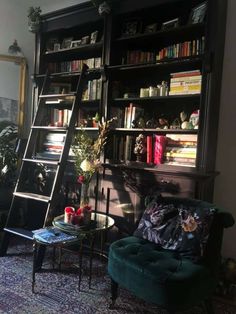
left=0, top=238, right=235, bottom=314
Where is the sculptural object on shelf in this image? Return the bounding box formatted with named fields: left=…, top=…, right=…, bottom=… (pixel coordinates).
left=134, top=134, right=146, bottom=162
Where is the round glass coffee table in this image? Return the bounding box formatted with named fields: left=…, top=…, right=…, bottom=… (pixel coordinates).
left=52, top=212, right=115, bottom=290
left=53, top=212, right=115, bottom=235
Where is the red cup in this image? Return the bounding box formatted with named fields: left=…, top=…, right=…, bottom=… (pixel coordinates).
left=64, top=206, right=75, bottom=223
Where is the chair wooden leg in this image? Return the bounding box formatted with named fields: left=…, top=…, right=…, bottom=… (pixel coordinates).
left=204, top=298, right=215, bottom=314
left=109, top=278, right=118, bottom=309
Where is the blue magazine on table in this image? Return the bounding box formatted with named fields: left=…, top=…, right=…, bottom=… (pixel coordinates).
left=33, top=227, right=77, bottom=244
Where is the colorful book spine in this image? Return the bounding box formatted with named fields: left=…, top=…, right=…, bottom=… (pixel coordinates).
left=146, top=135, right=153, bottom=163
left=154, top=135, right=167, bottom=165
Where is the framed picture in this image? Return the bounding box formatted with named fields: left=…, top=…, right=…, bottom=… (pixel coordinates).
left=189, top=1, right=207, bottom=24
left=53, top=43, right=61, bottom=51
left=70, top=40, right=82, bottom=48
left=144, top=23, right=158, bottom=33
left=161, top=18, right=179, bottom=30
left=46, top=37, right=59, bottom=51
left=61, top=37, right=73, bottom=49
left=90, top=31, right=99, bottom=44
left=81, top=36, right=90, bottom=45
left=49, top=83, right=71, bottom=94
left=122, top=19, right=142, bottom=37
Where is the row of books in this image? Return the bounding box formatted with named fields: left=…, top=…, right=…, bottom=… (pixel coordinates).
left=49, top=108, right=72, bottom=127
left=82, top=79, right=102, bottom=101
left=112, top=133, right=197, bottom=167
left=110, top=103, right=144, bottom=128
left=120, top=37, right=204, bottom=65
left=122, top=50, right=156, bottom=65
left=41, top=129, right=197, bottom=167
left=169, top=70, right=202, bottom=95
left=156, top=37, right=205, bottom=60
left=47, top=57, right=101, bottom=73
left=48, top=107, right=99, bottom=128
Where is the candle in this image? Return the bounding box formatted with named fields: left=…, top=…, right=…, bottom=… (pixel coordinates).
left=64, top=206, right=74, bottom=223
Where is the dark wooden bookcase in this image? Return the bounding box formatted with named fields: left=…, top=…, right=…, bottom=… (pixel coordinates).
left=33, top=0, right=227, bottom=237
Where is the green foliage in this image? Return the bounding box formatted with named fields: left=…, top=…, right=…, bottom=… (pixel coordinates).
left=27, top=6, right=41, bottom=23
left=0, top=122, right=18, bottom=186
left=72, top=118, right=116, bottom=185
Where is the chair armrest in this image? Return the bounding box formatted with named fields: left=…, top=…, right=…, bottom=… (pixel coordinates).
left=217, top=211, right=235, bottom=228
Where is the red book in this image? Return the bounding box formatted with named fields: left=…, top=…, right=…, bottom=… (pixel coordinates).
left=146, top=135, right=153, bottom=164
left=154, top=135, right=167, bottom=165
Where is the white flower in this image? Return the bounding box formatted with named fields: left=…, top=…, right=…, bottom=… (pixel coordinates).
left=80, top=159, right=93, bottom=172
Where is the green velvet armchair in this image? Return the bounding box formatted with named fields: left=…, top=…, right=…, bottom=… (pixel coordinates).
left=108, top=197, right=234, bottom=313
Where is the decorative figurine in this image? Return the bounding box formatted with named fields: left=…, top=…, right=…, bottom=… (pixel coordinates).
left=157, top=115, right=169, bottom=129
left=189, top=110, right=200, bottom=129
left=170, top=118, right=181, bottom=129
left=180, top=110, right=193, bottom=129
left=134, top=134, right=146, bottom=162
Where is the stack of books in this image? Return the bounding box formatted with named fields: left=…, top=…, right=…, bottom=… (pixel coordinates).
left=164, top=134, right=198, bottom=167
left=169, top=70, right=202, bottom=95
left=43, top=132, right=66, bottom=155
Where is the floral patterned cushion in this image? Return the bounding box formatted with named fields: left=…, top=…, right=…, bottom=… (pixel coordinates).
left=133, top=199, right=216, bottom=261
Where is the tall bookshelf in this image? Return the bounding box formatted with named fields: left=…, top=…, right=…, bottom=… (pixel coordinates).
left=33, top=0, right=227, bottom=235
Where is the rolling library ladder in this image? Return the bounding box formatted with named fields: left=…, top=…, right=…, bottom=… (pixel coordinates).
left=0, top=64, right=89, bottom=256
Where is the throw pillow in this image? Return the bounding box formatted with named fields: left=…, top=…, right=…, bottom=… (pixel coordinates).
left=133, top=199, right=216, bottom=261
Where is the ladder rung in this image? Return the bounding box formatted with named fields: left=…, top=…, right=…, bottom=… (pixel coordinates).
left=14, top=192, right=50, bottom=203
left=23, top=158, right=60, bottom=165
left=4, top=227, right=34, bottom=240
left=32, top=126, right=67, bottom=131
left=40, top=93, right=76, bottom=98
left=86, top=69, right=102, bottom=80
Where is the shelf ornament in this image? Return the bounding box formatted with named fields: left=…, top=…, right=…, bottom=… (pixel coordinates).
left=27, top=6, right=42, bottom=33
left=72, top=118, right=116, bottom=209
left=91, top=0, right=111, bottom=15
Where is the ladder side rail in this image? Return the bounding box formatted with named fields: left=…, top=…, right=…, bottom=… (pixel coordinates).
left=43, top=64, right=89, bottom=226
left=13, top=73, right=51, bottom=194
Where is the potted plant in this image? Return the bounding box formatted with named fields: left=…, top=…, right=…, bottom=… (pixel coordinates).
left=0, top=122, right=18, bottom=213
left=27, top=6, right=42, bottom=33
left=72, top=118, right=115, bottom=211
left=91, top=0, right=112, bottom=15
left=92, top=112, right=100, bottom=127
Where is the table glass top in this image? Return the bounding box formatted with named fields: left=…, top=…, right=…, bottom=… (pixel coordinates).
left=53, top=212, right=115, bottom=235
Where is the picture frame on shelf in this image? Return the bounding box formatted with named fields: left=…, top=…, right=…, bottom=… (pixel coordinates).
left=53, top=43, right=61, bottom=51
left=121, top=19, right=142, bottom=37
left=61, top=37, right=73, bottom=49
left=70, top=40, right=82, bottom=48
left=161, top=18, right=179, bottom=30
left=144, top=23, right=158, bottom=33
left=188, top=1, right=207, bottom=24
left=46, top=37, right=59, bottom=52
left=81, top=36, right=90, bottom=45
left=90, top=30, right=99, bottom=44
left=49, top=83, right=71, bottom=94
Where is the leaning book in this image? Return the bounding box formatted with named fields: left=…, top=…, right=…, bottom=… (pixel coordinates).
left=32, top=227, right=77, bottom=244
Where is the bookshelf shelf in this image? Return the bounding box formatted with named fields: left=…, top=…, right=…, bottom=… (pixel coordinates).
left=108, top=56, right=203, bottom=73
left=112, top=128, right=198, bottom=134
left=43, top=42, right=103, bottom=61
left=112, top=94, right=200, bottom=104
left=114, top=23, right=205, bottom=45
left=103, top=163, right=219, bottom=179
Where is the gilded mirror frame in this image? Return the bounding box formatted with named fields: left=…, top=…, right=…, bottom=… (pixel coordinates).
left=0, top=54, right=27, bottom=137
